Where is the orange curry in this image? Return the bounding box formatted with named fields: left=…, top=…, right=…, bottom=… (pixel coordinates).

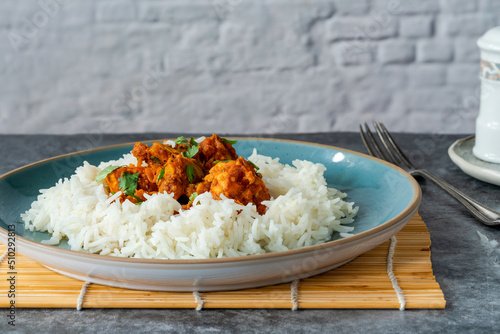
left=101, top=134, right=270, bottom=214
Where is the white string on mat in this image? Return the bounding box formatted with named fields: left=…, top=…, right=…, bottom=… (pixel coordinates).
left=193, top=291, right=204, bottom=311
left=0, top=251, right=8, bottom=266
left=290, top=279, right=300, bottom=311
left=76, top=282, right=91, bottom=311
left=387, top=236, right=406, bottom=311
left=68, top=237, right=403, bottom=312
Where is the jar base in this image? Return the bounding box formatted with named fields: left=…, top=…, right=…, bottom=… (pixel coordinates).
left=472, top=145, right=500, bottom=163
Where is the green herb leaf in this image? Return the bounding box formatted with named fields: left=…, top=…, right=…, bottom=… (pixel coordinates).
left=182, top=145, right=199, bottom=159
left=189, top=137, right=199, bottom=147
left=118, top=172, right=140, bottom=197
left=174, top=136, right=189, bottom=146
left=156, top=166, right=165, bottom=183
left=131, top=194, right=143, bottom=204
left=247, top=160, right=259, bottom=171
left=189, top=192, right=198, bottom=203
left=185, top=165, right=195, bottom=183
left=95, top=165, right=122, bottom=183
left=221, top=138, right=237, bottom=145
left=213, top=160, right=230, bottom=165
left=151, top=156, right=161, bottom=164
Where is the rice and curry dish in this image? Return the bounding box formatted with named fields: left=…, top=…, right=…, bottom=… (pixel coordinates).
left=103, top=134, right=270, bottom=215
left=22, top=135, right=358, bottom=259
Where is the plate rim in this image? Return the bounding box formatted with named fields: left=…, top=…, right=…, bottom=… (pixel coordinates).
left=0, top=137, right=422, bottom=265
left=448, top=135, right=500, bottom=186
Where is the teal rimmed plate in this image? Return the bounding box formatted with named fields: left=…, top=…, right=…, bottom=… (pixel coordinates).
left=0, top=138, right=421, bottom=291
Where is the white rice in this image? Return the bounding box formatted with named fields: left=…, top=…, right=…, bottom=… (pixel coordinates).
left=22, top=149, right=358, bottom=259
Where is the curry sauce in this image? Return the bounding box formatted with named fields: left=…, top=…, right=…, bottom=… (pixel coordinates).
left=101, top=134, right=270, bottom=214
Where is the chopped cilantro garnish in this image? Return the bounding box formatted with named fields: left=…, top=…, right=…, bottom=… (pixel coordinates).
left=118, top=172, right=140, bottom=198
left=176, top=136, right=199, bottom=157
left=132, top=195, right=143, bottom=204
left=151, top=156, right=161, bottom=164
left=95, top=165, right=122, bottom=183
left=185, top=165, right=195, bottom=183
left=213, top=160, right=230, bottom=165
left=156, top=166, right=165, bottom=183
left=189, top=192, right=198, bottom=203
left=247, top=160, right=259, bottom=171
left=190, top=137, right=199, bottom=147
left=182, top=145, right=199, bottom=158
left=221, top=138, right=237, bottom=145
left=174, top=136, right=189, bottom=145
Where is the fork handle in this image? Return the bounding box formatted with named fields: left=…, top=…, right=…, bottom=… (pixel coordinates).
left=411, top=169, right=500, bottom=225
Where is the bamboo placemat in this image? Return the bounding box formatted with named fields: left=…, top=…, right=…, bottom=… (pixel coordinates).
left=0, top=213, right=445, bottom=309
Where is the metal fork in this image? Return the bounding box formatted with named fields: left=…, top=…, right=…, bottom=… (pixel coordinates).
left=360, top=121, right=500, bottom=226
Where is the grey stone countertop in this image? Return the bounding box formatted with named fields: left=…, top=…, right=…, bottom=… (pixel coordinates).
left=1, top=132, right=500, bottom=334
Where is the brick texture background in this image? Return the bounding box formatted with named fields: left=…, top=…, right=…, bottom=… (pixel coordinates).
left=1, top=0, right=499, bottom=135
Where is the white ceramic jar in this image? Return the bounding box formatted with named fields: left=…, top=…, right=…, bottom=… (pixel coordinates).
left=474, top=27, right=500, bottom=163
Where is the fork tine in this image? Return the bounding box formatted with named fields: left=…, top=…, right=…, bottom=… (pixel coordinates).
left=360, top=123, right=394, bottom=163
left=372, top=122, right=403, bottom=166
left=378, top=122, right=415, bottom=169
left=359, top=124, right=377, bottom=157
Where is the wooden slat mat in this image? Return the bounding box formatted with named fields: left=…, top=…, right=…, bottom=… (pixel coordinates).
left=0, top=213, right=445, bottom=309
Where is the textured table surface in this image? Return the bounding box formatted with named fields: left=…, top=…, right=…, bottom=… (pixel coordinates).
left=1, top=132, right=499, bottom=334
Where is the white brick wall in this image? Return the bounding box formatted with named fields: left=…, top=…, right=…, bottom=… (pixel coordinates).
left=0, top=0, right=498, bottom=135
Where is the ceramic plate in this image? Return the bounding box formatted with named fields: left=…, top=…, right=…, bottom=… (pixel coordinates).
left=448, top=135, right=500, bottom=186
left=0, top=138, right=421, bottom=291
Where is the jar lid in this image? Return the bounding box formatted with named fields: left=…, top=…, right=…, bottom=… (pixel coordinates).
left=477, top=27, right=500, bottom=52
